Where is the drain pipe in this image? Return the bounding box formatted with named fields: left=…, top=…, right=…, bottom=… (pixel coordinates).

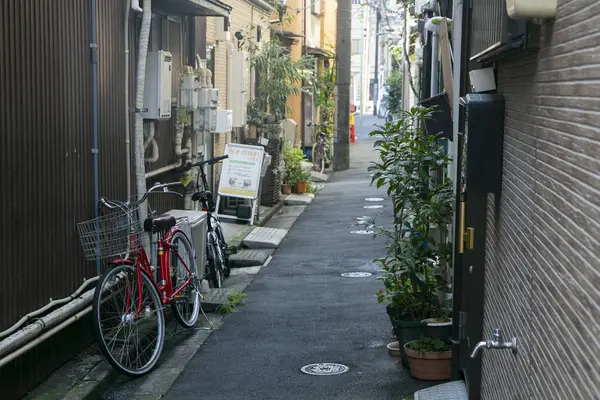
left=0, top=306, right=92, bottom=369
left=144, top=122, right=159, bottom=163
left=125, top=0, right=132, bottom=197
left=0, top=289, right=95, bottom=359
left=134, top=0, right=152, bottom=220
left=90, top=0, right=100, bottom=276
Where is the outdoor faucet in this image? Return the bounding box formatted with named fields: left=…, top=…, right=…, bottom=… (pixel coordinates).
left=470, top=328, right=518, bottom=359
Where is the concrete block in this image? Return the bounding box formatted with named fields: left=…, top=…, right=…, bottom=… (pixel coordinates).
left=284, top=194, right=314, bottom=205
left=311, top=171, right=329, bottom=182
left=242, top=227, right=288, bottom=249
left=229, top=249, right=274, bottom=268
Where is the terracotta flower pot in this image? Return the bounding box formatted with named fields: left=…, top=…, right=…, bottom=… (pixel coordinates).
left=282, top=184, right=292, bottom=194
left=295, top=180, right=308, bottom=194
left=404, top=341, right=452, bottom=381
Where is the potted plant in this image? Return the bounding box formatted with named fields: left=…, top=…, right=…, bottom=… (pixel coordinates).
left=404, top=338, right=452, bottom=381
left=248, top=38, right=313, bottom=124
left=294, top=169, right=311, bottom=193
left=422, top=317, right=452, bottom=342
left=283, top=146, right=309, bottom=193
left=364, top=106, right=454, bottom=368
left=281, top=183, right=292, bottom=194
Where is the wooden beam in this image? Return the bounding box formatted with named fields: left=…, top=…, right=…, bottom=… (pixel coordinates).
left=439, top=18, right=454, bottom=114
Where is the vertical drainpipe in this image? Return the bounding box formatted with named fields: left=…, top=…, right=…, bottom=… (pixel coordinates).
left=185, top=17, right=197, bottom=210
left=90, top=0, right=101, bottom=276
left=301, top=0, right=307, bottom=151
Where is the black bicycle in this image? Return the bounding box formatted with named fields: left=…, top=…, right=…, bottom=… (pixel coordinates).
left=178, top=155, right=236, bottom=288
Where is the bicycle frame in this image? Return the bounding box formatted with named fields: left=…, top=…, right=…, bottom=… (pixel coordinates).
left=112, top=227, right=194, bottom=314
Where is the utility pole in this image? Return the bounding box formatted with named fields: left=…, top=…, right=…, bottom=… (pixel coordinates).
left=372, top=10, right=380, bottom=116
left=334, top=0, right=351, bottom=170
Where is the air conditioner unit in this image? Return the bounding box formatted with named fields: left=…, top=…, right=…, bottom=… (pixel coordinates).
left=506, top=0, right=557, bottom=19
left=470, top=0, right=540, bottom=63
left=216, top=16, right=231, bottom=42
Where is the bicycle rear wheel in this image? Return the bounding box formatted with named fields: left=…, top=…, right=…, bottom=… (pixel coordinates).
left=93, top=264, right=165, bottom=376
left=315, top=145, right=325, bottom=174
left=207, top=238, right=224, bottom=288
left=168, top=230, right=201, bottom=328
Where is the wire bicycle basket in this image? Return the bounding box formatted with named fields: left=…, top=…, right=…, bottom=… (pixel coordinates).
left=77, top=207, right=144, bottom=261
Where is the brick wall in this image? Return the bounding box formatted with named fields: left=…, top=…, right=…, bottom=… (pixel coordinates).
left=480, top=1, right=600, bottom=399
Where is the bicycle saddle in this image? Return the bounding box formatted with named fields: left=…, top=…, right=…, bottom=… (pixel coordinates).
left=192, top=190, right=212, bottom=202
left=144, top=214, right=177, bottom=232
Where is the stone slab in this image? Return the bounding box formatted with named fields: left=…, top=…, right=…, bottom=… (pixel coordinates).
left=284, top=193, right=314, bottom=205
left=242, top=227, right=288, bottom=249
left=229, top=266, right=262, bottom=276
left=310, top=170, right=329, bottom=182
left=229, top=249, right=274, bottom=268
left=266, top=216, right=298, bottom=230
left=414, top=381, right=468, bottom=400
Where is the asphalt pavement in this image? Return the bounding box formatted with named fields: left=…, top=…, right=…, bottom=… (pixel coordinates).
left=164, top=116, right=434, bottom=400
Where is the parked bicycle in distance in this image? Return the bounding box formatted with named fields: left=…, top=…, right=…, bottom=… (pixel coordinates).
left=77, top=182, right=201, bottom=376
left=308, top=121, right=332, bottom=173
left=177, top=154, right=236, bottom=289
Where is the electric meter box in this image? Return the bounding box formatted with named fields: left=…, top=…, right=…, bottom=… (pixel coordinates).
left=199, top=88, right=219, bottom=109
left=215, top=110, right=233, bottom=134
left=143, top=51, right=173, bottom=120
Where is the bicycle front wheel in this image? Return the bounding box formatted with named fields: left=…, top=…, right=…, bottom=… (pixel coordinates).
left=93, top=264, right=165, bottom=376
left=168, top=230, right=201, bottom=328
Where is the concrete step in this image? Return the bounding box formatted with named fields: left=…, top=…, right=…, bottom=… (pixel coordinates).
left=283, top=194, right=314, bottom=205
left=229, top=249, right=274, bottom=268
left=242, top=227, right=288, bottom=249
left=414, top=381, right=468, bottom=400
left=310, top=170, right=330, bottom=182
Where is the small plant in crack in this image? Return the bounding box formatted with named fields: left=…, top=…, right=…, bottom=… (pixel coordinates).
left=217, top=291, right=248, bottom=315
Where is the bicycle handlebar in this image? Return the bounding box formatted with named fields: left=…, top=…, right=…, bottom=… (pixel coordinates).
left=99, top=182, right=183, bottom=210
left=177, top=155, right=229, bottom=172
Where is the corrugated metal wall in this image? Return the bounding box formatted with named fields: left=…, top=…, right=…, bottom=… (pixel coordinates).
left=0, top=0, right=96, bottom=333
left=0, top=1, right=190, bottom=397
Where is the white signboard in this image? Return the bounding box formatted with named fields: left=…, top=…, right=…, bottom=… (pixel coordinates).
left=218, top=143, right=265, bottom=200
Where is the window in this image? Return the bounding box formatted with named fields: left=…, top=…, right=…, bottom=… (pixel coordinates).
left=352, top=39, right=360, bottom=54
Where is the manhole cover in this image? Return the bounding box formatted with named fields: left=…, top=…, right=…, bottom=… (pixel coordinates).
left=350, top=230, right=374, bottom=235
left=363, top=205, right=383, bottom=209
left=300, top=363, right=349, bottom=376
left=341, top=272, right=372, bottom=278
left=365, top=197, right=384, bottom=202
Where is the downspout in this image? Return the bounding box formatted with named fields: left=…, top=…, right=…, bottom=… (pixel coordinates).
left=134, top=0, right=152, bottom=219
left=301, top=0, right=307, bottom=149
left=125, top=0, right=132, bottom=198
left=144, top=122, right=159, bottom=163
left=185, top=18, right=196, bottom=210
left=430, top=29, right=439, bottom=97
left=90, top=0, right=100, bottom=276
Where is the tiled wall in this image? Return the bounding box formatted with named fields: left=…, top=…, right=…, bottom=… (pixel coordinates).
left=481, top=1, right=600, bottom=398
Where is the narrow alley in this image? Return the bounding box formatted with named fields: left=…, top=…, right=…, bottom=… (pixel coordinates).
left=96, top=117, right=434, bottom=400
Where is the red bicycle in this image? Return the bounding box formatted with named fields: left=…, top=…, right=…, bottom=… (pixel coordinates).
left=77, top=182, right=201, bottom=376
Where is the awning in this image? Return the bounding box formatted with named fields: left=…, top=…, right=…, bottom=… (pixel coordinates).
left=306, top=46, right=332, bottom=58
left=154, top=0, right=232, bottom=18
